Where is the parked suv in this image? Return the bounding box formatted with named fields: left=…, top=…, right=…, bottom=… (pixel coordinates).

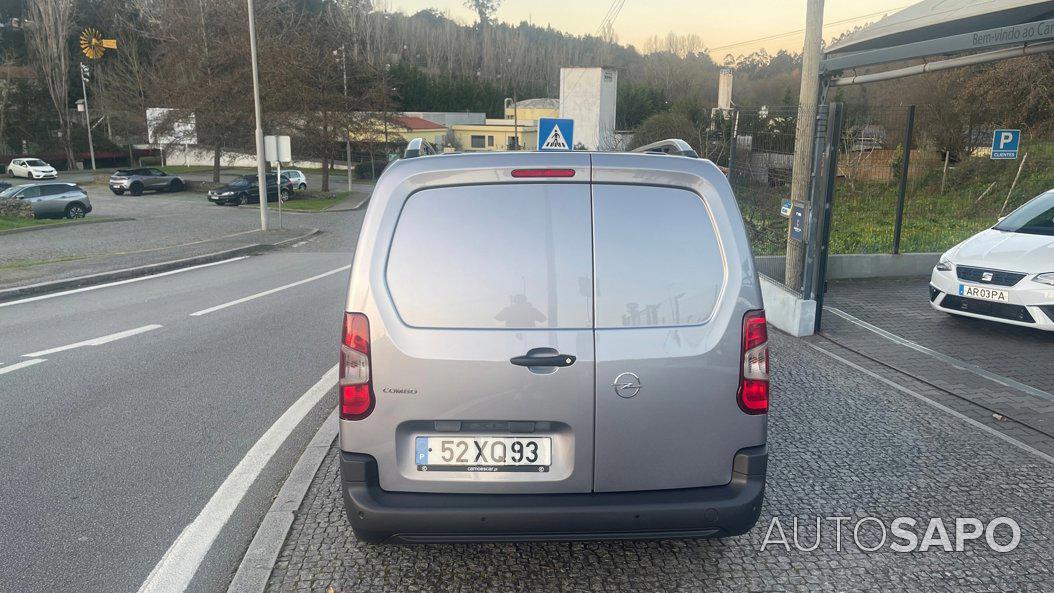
left=338, top=150, right=769, bottom=543
left=109, top=168, right=186, bottom=195
left=0, top=182, right=91, bottom=218
left=206, top=173, right=292, bottom=205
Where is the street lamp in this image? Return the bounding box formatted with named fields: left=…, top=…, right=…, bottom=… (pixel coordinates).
left=78, top=63, right=96, bottom=170
left=246, top=0, right=268, bottom=231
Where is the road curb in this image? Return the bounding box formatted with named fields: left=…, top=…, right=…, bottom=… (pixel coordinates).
left=226, top=409, right=338, bottom=593
left=0, top=216, right=135, bottom=236
left=0, top=227, right=320, bottom=303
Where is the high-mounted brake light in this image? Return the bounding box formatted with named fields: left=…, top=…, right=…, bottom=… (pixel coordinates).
left=511, top=168, right=576, bottom=178
left=738, top=310, right=769, bottom=414
left=340, top=313, right=374, bottom=420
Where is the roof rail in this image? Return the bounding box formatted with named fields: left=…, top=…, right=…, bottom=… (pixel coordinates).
left=403, top=137, right=438, bottom=159
left=629, top=138, right=699, bottom=158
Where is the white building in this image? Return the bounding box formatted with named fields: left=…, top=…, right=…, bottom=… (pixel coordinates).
left=559, top=67, right=617, bottom=151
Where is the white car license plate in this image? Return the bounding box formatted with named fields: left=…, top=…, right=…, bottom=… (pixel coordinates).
left=415, top=436, right=551, bottom=472
left=959, top=284, right=1009, bottom=303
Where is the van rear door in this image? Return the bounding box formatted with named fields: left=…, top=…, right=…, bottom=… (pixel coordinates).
left=589, top=174, right=762, bottom=492
left=376, top=182, right=596, bottom=494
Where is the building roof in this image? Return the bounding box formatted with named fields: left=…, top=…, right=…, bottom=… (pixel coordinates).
left=827, top=0, right=1054, bottom=55
left=394, top=115, right=446, bottom=130
left=512, top=98, right=559, bottom=110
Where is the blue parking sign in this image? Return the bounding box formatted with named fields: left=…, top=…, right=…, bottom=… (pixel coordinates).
left=991, top=129, right=1020, bottom=159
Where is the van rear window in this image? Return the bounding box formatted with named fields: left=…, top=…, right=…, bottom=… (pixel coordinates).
left=592, top=185, right=725, bottom=328
left=386, top=184, right=594, bottom=329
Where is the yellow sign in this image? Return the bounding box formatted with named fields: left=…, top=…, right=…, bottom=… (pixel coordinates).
left=80, top=27, right=117, bottom=59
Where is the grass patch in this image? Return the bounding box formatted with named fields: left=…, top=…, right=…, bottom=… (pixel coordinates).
left=0, top=217, right=65, bottom=231
left=0, top=254, right=88, bottom=270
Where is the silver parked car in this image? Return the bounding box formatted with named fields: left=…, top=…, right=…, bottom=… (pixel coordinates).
left=109, top=167, right=186, bottom=196
left=338, top=146, right=769, bottom=543
left=0, top=182, right=92, bottom=218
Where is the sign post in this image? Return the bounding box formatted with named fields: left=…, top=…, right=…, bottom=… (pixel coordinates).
left=537, top=118, right=574, bottom=151
left=265, top=135, right=291, bottom=229
left=991, top=129, right=1020, bottom=159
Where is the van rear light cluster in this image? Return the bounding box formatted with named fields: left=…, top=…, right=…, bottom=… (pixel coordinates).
left=738, top=310, right=769, bottom=414
left=340, top=313, right=374, bottom=420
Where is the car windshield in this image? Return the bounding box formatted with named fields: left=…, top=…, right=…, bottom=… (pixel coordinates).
left=25, top=159, right=47, bottom=167
left=993, top=191, right=1054, bottom=236
left=230, top=177, right=253, bottom=187
left=0, top=186, right=20, bottom=198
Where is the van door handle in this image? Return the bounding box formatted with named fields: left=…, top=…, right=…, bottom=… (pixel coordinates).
left=510, top=347, right=576, bottom=368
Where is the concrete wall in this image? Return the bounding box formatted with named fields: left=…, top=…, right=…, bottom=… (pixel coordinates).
left=756, top=252, right=940, bottom=281
left=403, top=112, right=485, bottom=128
left=759, top=276, right=816, bottom=337
left=163, top=145, right=326, bottom=170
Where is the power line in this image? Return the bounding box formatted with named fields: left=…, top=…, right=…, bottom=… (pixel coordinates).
left=708, top=5, right=912, bottom=53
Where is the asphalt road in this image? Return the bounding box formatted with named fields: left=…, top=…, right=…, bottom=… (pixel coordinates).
left=0, top=219, right=361, bottom=593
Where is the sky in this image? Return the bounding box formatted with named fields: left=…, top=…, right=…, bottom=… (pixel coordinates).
left=381, top=0, right=912, bottom=58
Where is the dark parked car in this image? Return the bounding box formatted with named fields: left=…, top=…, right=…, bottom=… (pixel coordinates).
left=206, top=174, right=293, bottom=206
left=109, top=168, right=186, bottom=196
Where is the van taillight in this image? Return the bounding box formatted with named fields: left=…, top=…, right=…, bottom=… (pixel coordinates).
left=340, top=313, right=374, bottom=420
left=738, top=310, right=769, bottom=414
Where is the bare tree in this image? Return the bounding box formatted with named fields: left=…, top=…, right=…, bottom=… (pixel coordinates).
left=25, top=0, right=76, bottom=167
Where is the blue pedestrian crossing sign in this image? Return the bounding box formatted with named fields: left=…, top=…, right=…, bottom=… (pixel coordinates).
left=537, top=118, right=574, bottom=151
left=991, top=129, right=1020, bottom=159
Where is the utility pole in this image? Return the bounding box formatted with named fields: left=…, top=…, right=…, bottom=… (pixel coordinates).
left=79, top=63, right=96, bottom=171
left=247, top=0, right=268, bottom=231
left=784, top=0, right=824, bottom=290
left=341, top=44, right=352, bottom=192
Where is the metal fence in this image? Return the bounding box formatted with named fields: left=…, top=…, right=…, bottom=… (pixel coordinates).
left=704, top=106, right=806, bottom=293
left=829, top=104, right=1046, bottom=255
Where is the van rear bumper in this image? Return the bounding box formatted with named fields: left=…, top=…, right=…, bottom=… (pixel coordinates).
left=340, top=445, right=766, bottom=543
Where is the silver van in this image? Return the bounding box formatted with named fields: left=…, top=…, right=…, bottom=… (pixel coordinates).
left=339, top=146, right=769, bottom=543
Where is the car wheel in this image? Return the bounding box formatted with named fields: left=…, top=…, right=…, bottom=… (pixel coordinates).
left=235, top=194, right=246, bottom=206
left=280, top=189, right=291, bottom=202
left=112, top=189, right=125, bottom=195
left=298, top=183, right=306, bottom=190
left=169, top=179, right=184, bottom=192
left=65, top=203, right=87, bottom=219
left=130, top=182, right=144, bottom=196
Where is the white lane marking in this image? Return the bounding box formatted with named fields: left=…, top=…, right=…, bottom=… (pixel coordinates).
left=0, top=257, right=248, bottom=309
left=824, top=305, right=1054, bottom=403
left=189, top=265, right=350, bottom=317
left=0, top=359, right=46, bottom=375
left=23, top=325, right=163, bottom=357
left=137, top=364, right=338, bottom=593
left=806, top=341, right=1054, bottom=466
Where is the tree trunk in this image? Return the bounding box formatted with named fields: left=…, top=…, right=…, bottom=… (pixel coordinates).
left=322, top=156, right=331, bottom=193
left=212, top=145, right=222, bottom=182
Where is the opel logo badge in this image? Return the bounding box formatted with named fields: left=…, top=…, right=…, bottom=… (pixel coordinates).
left=612, top=372, right=642, bottom=398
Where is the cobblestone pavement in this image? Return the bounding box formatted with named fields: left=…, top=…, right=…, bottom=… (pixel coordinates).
left=264, top=331, right=1054, bottom=593
left=824, top=276, right=1054, bottom=395
left=822, top=276, right=1054, bottom=443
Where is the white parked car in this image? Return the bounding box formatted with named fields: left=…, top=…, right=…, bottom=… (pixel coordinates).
left=7, top=158, right=58, bottom=180
left=929, top=189, right=1054, bottom=330
left=281, top=169, right=307, bottom=191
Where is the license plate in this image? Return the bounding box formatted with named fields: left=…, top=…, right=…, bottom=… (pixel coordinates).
left=415, top=436, right=551, bottom=472
left=959, top=284, right=1009, bottom=302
